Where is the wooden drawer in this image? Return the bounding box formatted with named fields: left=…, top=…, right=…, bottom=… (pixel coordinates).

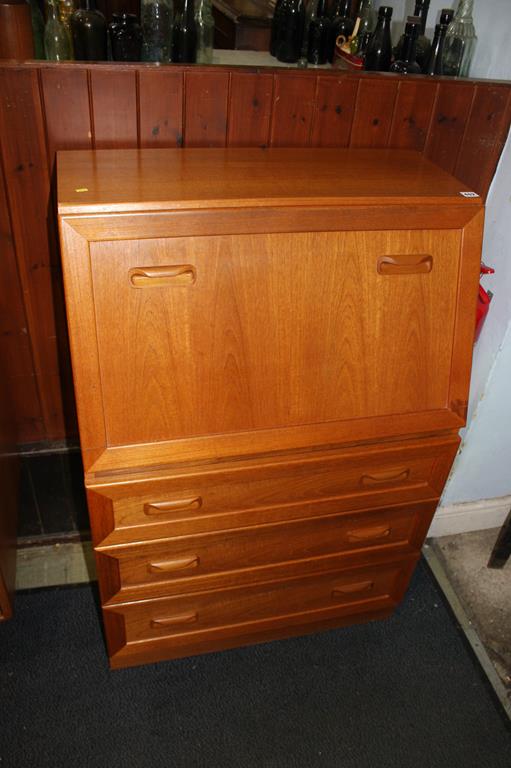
left=96, top=500, right=437, bottom=604
left=88, top=436, right=458, bottom=546
left=103, top=558, right=416, bottom=667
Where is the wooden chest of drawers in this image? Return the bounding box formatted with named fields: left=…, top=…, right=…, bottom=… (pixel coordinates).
left=57, top=148, right=483, bottom=669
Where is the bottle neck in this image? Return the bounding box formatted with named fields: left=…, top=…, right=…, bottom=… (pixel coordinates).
left=83, top=0, right=96, bottom=10
left=316, top=0, right=326, bottom=17
left=455, top=0, right=474, bottom=20
left=334, top=0, right=350, bottom=17
left=47, top=1, right=59, bottom=19
left=413, top=1, right=429, bottom=35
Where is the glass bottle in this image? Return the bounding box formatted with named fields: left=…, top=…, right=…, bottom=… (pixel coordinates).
left=109, top=12, right=142, bottom=61
left=389, top=18, right=421, bottom=74
left=141, top=0, right=173, bottom=62
left=44, top=0, right=72, bottom=60
left=439, top=8, right=454, bottom=25
left=58, top=0, right=75, bottom=45
left=351, top=0, right=374, bottom=55
left=275, top=0, right=304, bottom=64
left=307, top=0, right=330, bottom=65
left=172, top=0, right=196, bottom=63
left=27, top=0, right=46, bottom=59
left=327, top=0, right=354, bottom=63
left=195, top=0, right=214, bottom=64
left=270, top=0, right=285, bottom=56
left=423, top=20, right=448, bottom=75
left=71, top=0, right=107, bottom=60
left=394, top=0, right=430, bottom=70
left=364, top=4, right=392, bottom=71
left=442, top=0, right=477, bottom=78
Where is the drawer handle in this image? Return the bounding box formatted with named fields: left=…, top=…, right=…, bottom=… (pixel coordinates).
left=377, top=254, right=433, bottom=275
left=360, top=468, right=410, bottom=486
left=129, top=265, right=196, bottom=287
left=346, top=525, right=391, bottom=543
left=147, top=556, right=199, bottom=573
left=332, top=581, right=374, bottom=597
left=144, top=497, right=203, bottom=516
left=150, top=612, right=198, bottom=628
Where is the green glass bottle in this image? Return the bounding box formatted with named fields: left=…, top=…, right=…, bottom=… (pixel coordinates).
left=443, top=0, right=477, bottom=77
left=26, top=0, right=45, bottom=59
left=195, top=0, right=214, bottom=64
left=44, top=0, right=72, bottom=60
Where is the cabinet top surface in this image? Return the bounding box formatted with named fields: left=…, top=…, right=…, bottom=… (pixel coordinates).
left=57, top=148, right=483, bottom=216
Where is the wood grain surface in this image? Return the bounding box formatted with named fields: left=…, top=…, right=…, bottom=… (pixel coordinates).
left=1, top=62, right=508, bottom=443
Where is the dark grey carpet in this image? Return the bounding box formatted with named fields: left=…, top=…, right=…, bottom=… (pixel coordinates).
left=1, top=560, right=510, bottom=768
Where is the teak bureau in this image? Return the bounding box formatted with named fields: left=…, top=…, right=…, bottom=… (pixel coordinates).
left=57, top=148, right=483, bottom=669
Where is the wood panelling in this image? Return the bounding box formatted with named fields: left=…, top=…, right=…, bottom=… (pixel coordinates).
left=455, top=84, right=511, bottom=197
left=310, top=76, right=359, bottom=148
left=389, top=80, right=438, bottom=150
left=90, top=69, right=138, bottom=149
left=0, top=67, right=65, bottom=440
left=0, top=62, right=509, bottom=444
left=184, top=70, right=230, bottom=147
left=138, top=69, right=184, bottom=148
left=350, top=78, right=399, bottom=148
left=227, top=72, right=273, bottom=147
left=424, top=81, right=475, bottom=176
left=40, top=68, right=92, bottom=169
left=270, top=73, right=316, bottom=147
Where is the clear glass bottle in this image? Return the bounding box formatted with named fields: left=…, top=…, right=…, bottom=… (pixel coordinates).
left=44, top=0, right=72, bottom=60
left=389, top=18, right=421, bottom=74
left=442, top=0, right=477, bottom=77
left=27, top=0, right=46, bottom=59
left=195, top=0, right=214, bottom=64
left=58, top=0, right=75, bottom=40
left=141, top=0, right=173, bottom=62
left=364, top=4, right=392, bottom=71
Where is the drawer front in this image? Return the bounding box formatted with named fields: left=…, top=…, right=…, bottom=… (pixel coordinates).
left=96, top=500, right=436, bottom=603
left=88, top=437, right=458, bottom=546
left=104, top=559, right=415, bottom=651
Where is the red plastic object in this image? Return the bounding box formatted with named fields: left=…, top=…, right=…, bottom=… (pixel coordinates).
left=475, top=263, right=495, bottom=341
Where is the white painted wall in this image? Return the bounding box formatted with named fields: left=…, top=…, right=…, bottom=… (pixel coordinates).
left=399, top=0, right=511, bottom=529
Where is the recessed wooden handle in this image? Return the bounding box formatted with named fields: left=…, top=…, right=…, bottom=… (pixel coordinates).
left=144, top=497, right=203, bottom=516
left=332, top=581, right=374, bottom=597
left=150, top=612, right=198, bottom=628
left=147, top=556, right=199, bottom=573
left=377, top=254, right=433, bottom=275
left=346, top=525, right=391, bottom=543
left=360, top=468, right=410, bottom=486
left=129, top=265, right=196, bottom=287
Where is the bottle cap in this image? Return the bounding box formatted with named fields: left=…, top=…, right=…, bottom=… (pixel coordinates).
left=440, top=8, right=454, bottom=24
left=404, top=17, right=421, bottom=36
left=378, top=6, right=393, bottom=18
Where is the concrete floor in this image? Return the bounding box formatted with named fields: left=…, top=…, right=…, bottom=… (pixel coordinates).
left=431, top=528, right=511, bottom=690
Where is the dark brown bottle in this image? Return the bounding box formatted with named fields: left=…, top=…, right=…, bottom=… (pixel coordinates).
left=307, top=0, right=330, bottom=65
left=394, top=0, right=431, bottom=70
left=71, top=0, right=107, bottom=61
left=270, top=0, right=285, bottom=56
left=390, top=19, right=421, bottom=74
left=327, top=0, right=354, bottom=63
left=423, top=20, right=448, bottom=75
left=172, top=0, right=196, bottom=62
left=364, top=4, right=392, bottom=71
left=276, top=0, right=305, bottom=63
left=109, top=12, right=142, bottom=61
